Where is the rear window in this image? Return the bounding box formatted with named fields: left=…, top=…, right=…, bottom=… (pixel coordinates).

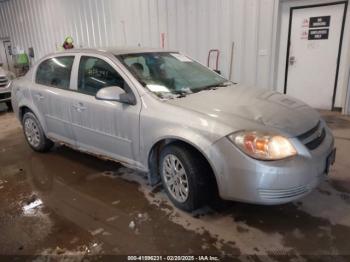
left=36, top=56, right=74, bottom=89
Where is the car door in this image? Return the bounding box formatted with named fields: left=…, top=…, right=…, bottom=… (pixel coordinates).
left=32, top=55, right=76, bottom=145
left=70, top=54, right=142, bottom=168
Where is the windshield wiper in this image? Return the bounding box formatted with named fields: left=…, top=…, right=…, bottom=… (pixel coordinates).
left=157, top=90, right=191, bottom=99
left=172, top=90, right=191, bottom=98
left=196, top=81, right=232, bottom=92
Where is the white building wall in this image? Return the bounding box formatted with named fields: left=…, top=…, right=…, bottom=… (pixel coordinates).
left=164, top=0, right=278, bottom=89
left=0, top=0, right=164, bottom=57
left=0, top=0, right=279, bottom=90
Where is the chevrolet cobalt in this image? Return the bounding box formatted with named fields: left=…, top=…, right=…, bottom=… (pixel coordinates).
left=11, top=48, right=335, bottom=211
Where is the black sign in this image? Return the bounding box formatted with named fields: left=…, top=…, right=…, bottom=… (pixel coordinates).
left=309, top=16, right=331, bottom=28
left=308, top=28, right=329, bottom=40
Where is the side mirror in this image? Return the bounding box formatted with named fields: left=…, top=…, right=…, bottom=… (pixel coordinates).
left=95, top=86, right=136, bottom=105
left=0, top=62, right=3, bottom=67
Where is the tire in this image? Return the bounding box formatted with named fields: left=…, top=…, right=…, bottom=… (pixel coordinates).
left=6, top=101, right=12, bottom=111
left=159, top=143, right=211, bottom=211
left=22, top=112, right=54, bottom=152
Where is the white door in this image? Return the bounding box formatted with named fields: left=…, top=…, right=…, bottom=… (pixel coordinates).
left=285, top=3, right=346, bottom=110
left=3, top=41, right=13, bottom=72
left=0, top=40, right=12, bottom=71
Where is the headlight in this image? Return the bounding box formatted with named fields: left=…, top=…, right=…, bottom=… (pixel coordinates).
left=228, top=131, right=297, bottom=160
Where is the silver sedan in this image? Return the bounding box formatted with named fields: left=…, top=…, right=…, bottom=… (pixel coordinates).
left=11, top=48, right=336, bottom=211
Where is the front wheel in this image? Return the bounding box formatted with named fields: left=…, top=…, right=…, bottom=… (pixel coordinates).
left=6, top=101, right=12, bottom=111
left=22, top=112, right=54, bottom=152
left=159, top=144, right=210, bottom=211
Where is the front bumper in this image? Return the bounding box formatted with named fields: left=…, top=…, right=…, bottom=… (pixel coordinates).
left=207, top=125, right=335, bottom=204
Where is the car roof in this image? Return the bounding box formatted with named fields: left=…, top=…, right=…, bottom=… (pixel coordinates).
left=52, top=47, right=178, bottom=56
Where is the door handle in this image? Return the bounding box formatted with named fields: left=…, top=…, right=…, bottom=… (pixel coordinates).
left=72, top=103, right=87, bottom=112
left=34, top=93, right=44, bottom=101
left=289, top=56, right=296, bottom=66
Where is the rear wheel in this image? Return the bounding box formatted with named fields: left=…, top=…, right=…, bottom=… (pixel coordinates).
left=159, top=143, right=210, bottom=211
left=22, top=112, right=54, bottom=152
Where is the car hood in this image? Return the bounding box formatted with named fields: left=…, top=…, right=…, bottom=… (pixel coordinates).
left=166, top=85, right=320, bottom=137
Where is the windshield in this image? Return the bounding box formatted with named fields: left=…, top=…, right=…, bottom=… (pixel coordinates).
left=117, top=52, right=229, bottom=98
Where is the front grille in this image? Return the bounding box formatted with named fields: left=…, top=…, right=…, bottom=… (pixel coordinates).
left=259, top=185, right=309, bottom=200
left=0, top=76, right=8, bottom=88
left=297, top=121, right=320, bottom=140
left=0, top=92, right=11, bottom=100
left=297, top=121, right=325, bottom=150
left=305, top=128, right=326, bottom=150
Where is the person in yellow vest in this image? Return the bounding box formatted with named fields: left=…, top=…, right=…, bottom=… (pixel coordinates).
left=62, top=36, right=74, bottom=50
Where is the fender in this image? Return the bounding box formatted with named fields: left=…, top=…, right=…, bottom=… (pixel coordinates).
left=11, top=77, right=48, bottom=133
left=143, top=127, right=221, bottom=187
left=19, top=101, right=47, bottom=132
left=145, top=131, right=214, bottom=164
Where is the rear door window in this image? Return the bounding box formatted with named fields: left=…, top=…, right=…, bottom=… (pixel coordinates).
left=36, top=56, right=74, bottom=89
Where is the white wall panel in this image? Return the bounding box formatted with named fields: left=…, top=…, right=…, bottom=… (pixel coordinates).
left=0, top=0, right=278, bottom=90
left=163, top=0, right=278, bottom=89
left=0, top=0, right=167, bottom=58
